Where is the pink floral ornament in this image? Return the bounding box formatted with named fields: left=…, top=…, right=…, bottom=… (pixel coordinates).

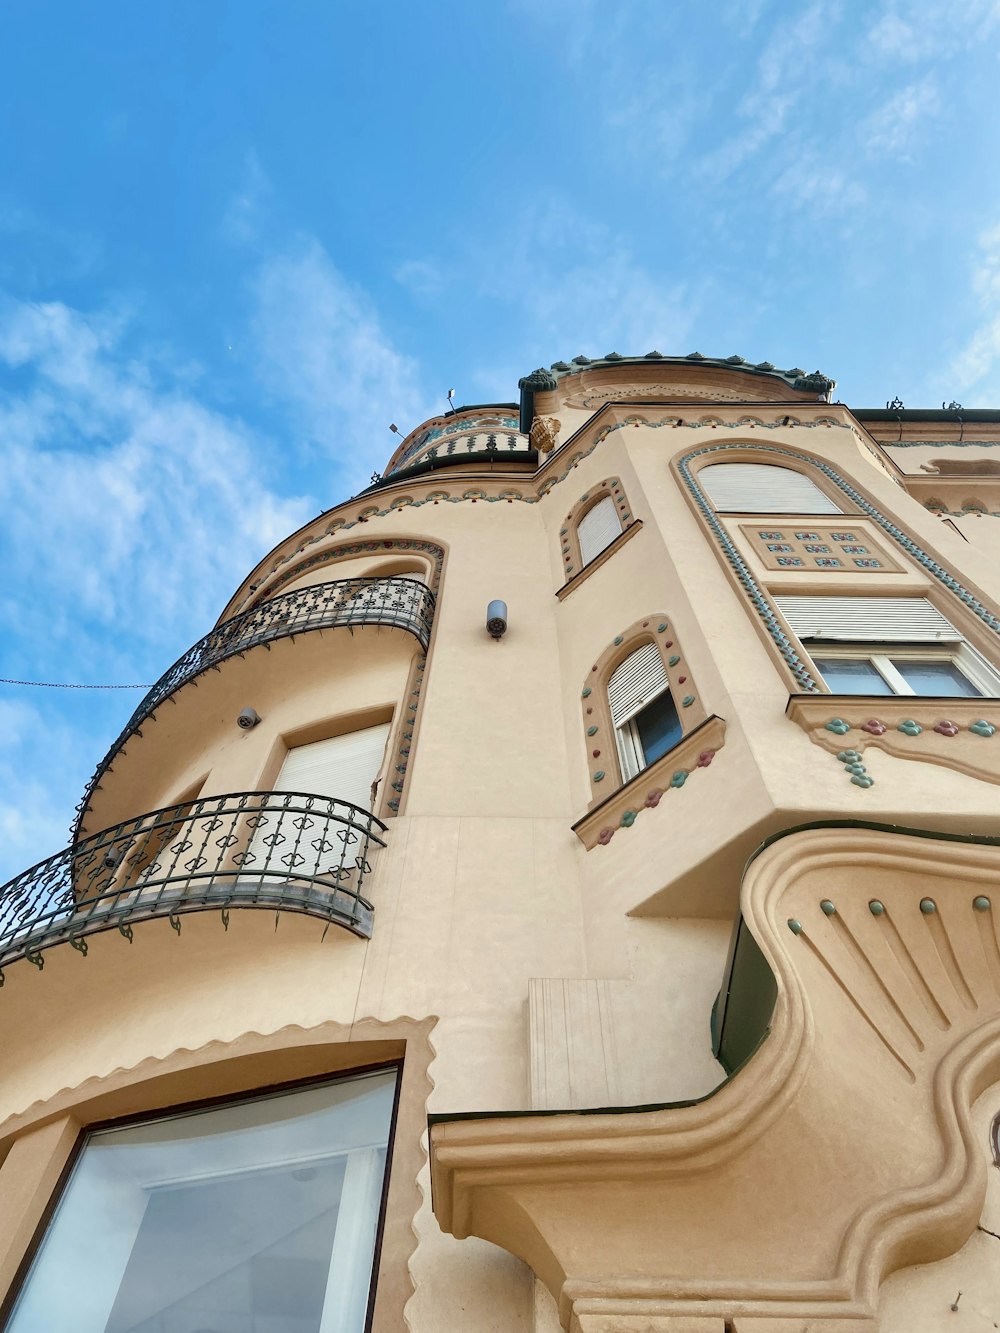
left=934, top=720, right=960, bottom=736
left=645, top=789, right=663, bottom=808
left=597, top=827, right=615, bottom=845
left=696, top=750, right=716, bottom=767
left=861, top=719, right=887, bottom=736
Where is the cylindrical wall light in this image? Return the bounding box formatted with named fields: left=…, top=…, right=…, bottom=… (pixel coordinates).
left=486, top=601, right=508, bottom=640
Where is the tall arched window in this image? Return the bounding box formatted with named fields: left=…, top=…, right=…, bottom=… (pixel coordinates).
left=698, top=462, right=841, bottom=514
left=608, top=643, right=682, bottom=781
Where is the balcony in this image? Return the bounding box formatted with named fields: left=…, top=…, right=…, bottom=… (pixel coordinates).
left=75, top=576, right=434, bottom=838
left=0, top=790, right=386, bottom=979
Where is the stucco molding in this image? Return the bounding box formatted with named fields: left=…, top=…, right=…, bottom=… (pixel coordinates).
left=787, top=696, right=1000, bottom=789
left=429, top=827, right=1000, bottom=1329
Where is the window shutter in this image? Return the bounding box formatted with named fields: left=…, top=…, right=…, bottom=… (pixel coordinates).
left=608, top=643, right=668, bottom=727
left=698, top=463, right=842, bottom=514
left=272, top=723, right=391, bottom=812
left=577, top=496, right=622, bottom=566
left=774, top=596, right=962, bottom=643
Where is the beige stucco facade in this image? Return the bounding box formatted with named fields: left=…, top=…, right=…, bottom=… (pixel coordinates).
left=4, top=355, right=1000, bottom=1329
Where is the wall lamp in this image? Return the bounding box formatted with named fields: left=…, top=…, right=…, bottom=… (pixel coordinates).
left=486, top=601, right=508, bottom=641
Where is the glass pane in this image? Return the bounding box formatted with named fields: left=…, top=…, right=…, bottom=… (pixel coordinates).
left=635, top=689, right=683, bottom=766
left=813, top=658, right=894, bottom=695
left=8, top=1069, right=396, bottom=1333
left=891, top=658, right=982, bottom=697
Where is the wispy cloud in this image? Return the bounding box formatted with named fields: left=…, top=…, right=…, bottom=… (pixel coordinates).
left=476, top=198, right=700, bottom=366
left=947, top=223, right=1000, bottom=396
left=0, top=295, right=309, bottom=648
left=861, top=77, right=940, bottom=158
left=247, top=239, right=432, bottom=485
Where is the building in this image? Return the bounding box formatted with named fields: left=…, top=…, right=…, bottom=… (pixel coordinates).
left=2, top=352, right=1000, bottom=1331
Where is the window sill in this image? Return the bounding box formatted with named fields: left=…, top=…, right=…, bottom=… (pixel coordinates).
left=556, top=521, right=643, bottom=601
left=571, top=715, right=726, bottom=849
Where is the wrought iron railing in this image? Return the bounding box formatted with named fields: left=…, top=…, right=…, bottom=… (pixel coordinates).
left=75, top=576, right=434, bottom=837
left=1, top=791, right=386, bottom=979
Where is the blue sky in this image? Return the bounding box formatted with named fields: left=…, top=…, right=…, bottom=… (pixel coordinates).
left=1, top=0, right=1000, bottom=880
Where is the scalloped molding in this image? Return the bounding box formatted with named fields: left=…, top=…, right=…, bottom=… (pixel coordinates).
left=429, top=827, right=1000, bottom=1330
left=0, top=1015, right=438, bottom=1333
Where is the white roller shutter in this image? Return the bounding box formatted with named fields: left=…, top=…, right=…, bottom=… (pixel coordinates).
left=775, top=596, right=962, bottom=643
left=608, top=643, right=668, bottom=727
left=577, top=496, right=622, bottom=566
left=273, top=723, right=391, bottom=812
left=698, top=463, right=842, bottom=514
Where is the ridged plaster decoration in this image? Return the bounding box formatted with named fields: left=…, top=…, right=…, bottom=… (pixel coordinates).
left=560, top=478, right=632, bottom=579
left=788, top=697, right=1000, bottom=789
left=674, top=441, right=1000, bottom=693
left=579, top=616, right=708, bottom=805
left=429, top=826, right=1000, bottom=1331
left=529, top=416, right=560, bottom=454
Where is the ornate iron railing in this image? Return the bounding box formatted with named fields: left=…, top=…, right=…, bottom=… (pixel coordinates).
left=1, top=791, right=386, bottom=979
left=75, top=576, right=434, bottom=837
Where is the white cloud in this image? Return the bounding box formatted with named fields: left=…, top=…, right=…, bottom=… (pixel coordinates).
left=948, top=224, right=1000, bottom=396
left=247, top=239, right=432, bottom=485
left=476, top=199, right=700, bottom=362
left=861, top=77, right=940, bottom=157
left=0, top=294, right=311, bottom=666
left=393, top=258, right=446, bottom=302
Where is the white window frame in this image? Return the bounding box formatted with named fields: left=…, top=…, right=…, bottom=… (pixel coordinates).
left=809, top=642, right=1000, bottom=697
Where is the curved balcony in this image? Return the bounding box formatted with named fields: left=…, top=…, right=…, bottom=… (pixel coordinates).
left=1, top=790, right=387, bottom=978
left=75, top=575, right=434, bottom=838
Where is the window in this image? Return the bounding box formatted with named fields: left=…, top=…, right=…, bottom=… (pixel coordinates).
left=577, top=495, right=622, bottom=567
left=272, top=724, right=391, bottom=814
left=6, top=1068, right=397, bottom=1333
left=608, top=643, right=683, bottom=781
left=698, top=462, right=842, bottom=514
left=775, top=595, right=1000, bottom=697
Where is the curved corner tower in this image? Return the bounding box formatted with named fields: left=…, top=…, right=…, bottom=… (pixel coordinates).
left=4, top=354, right=1000, bottom=1330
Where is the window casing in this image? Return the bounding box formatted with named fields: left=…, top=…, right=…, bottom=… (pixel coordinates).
left=6, top=1068, right=398, bottom=1333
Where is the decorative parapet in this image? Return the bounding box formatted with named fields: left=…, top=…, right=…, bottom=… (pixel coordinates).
left=74, top=577, right=433, bottom=840
left=2, top=790, right=386, bottom=981
left=572, top=715, right=724, bottom=848
left=787, top=695, right=1000, bottom=788
left=383, top=411, right=529, bottom=477
left=429, top=824, right=1000, bottom=1331
left=518, top=352, right=835, bottom=431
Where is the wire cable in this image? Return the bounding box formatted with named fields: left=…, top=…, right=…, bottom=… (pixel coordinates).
left=0, top=678, right=150, bottom=690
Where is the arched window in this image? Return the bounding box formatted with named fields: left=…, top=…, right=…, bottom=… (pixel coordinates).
left=577, top=495, right=622, bottom=566
left=608, top=643, right=682, bottom=781
left=560, top=478, right=634, bottom=583
left=698, top=462, right=841, bottom=514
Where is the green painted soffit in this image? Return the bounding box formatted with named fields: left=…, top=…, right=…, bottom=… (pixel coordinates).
left=517, top=352, right=836, bottom=433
